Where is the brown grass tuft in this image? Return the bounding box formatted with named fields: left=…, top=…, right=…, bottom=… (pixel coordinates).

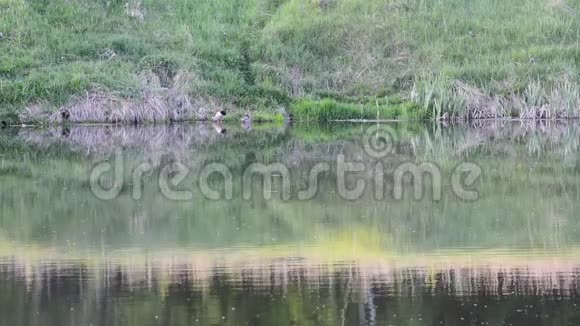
left=456, top=83, right=506, bottom=120
left=44, top=70, right=220, bottom=124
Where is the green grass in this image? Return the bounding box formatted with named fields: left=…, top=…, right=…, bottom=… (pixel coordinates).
left=291, top=98, right=427, bottom=121
left=222, top=109, right=287, bottom=123
left=1, top=0, right=579, bottom=122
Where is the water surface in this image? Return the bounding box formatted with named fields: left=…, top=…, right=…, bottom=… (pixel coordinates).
left=0, top=121, right=579, bottom=325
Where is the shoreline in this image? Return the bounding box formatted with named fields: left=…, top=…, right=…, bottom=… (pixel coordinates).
left=4, top=116, right=580, bottom=128
left=0, top=95, right=580, bottom=128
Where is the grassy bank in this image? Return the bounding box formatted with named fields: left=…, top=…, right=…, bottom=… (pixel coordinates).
left=0, top=0, right=579, bottom=123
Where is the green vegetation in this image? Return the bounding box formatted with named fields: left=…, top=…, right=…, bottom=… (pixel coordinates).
left=0, top=0, right=579, bottom=122
left=291, top=98, right=427, bottom=121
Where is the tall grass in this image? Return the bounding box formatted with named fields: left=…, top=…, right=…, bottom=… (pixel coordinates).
left=291, top=98, right=427, bottom=121
left=1, top=0, right=579, bottom=121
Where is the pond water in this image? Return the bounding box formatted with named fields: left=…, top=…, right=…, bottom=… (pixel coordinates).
left=0, top=121, right=579, bottom=326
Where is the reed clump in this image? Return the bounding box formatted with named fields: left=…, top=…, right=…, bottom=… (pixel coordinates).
left=412, top=75, right=580, bottom=121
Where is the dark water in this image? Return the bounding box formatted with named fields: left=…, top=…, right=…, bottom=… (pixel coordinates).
left=1, top=121, right=580, bottom=325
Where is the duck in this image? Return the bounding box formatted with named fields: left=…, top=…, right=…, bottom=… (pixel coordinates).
left=60, top=108, right=70, bottom=121
left=241, top=112, right=251, bottom=124
left=241, top=113, right=252, bottom=131
left=212, top=109, right=226, bottom=123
